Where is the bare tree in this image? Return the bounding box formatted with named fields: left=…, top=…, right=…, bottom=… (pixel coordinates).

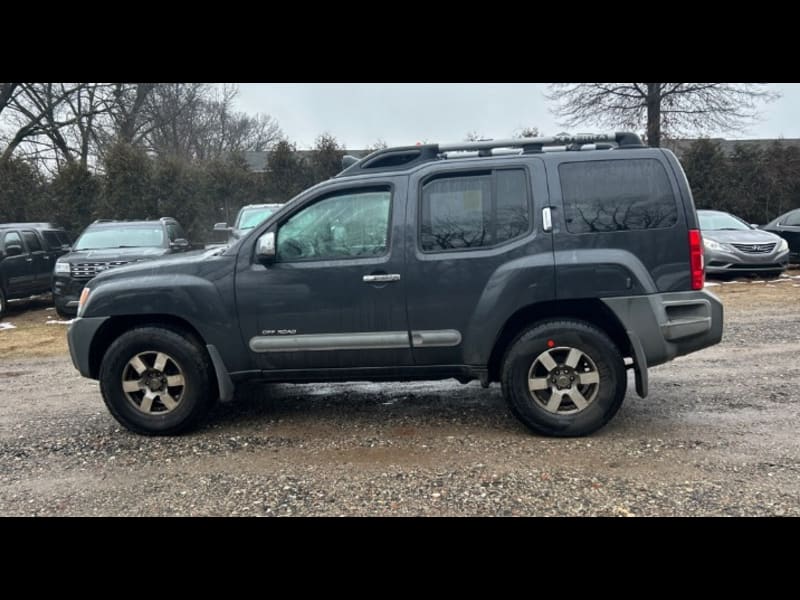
left=0, top=83, right=92, bottom=166
left=547, top=83, right=779, bottom=147
left=514, top=126, right=541, bottom=138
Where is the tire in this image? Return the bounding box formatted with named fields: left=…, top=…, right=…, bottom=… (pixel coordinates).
left=55, top=303, right=74, bottom=319
left=99, top=326, right=214, bottom=435
left=501, top=319, right=627, bottom=437
left=0, top=287, right=6, bottom=319
left=762, top=270, right=784, bottom=279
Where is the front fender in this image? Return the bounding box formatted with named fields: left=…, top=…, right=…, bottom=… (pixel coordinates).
left=82, top=273, right=236, bottom=356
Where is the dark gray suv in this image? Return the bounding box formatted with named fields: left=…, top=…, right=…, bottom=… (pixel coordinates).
left=67, top=133, right=723, bottom=437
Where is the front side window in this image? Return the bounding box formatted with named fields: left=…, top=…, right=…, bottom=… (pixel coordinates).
left=277, top=189, right=391, bottom=261
left=3, top=231, right=23, bottom=252
left=420, top=169, right=530, bottom=252
left=560, top=159, right=678, bottom=234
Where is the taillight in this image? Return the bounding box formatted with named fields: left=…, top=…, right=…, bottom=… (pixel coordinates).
left=689, top=229, right=704, bottom=290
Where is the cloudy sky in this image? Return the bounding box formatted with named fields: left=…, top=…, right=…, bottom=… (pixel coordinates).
left=233, top=83, right=800, bottom=149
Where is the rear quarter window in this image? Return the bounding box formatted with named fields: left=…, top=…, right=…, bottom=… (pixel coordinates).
left=42, top=231, right=64, bottom=250
left=559, top=158, right=678, bottom=234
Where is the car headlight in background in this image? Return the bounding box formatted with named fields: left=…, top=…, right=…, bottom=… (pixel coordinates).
left=777, top=238, right=789, bottom=252
left=704, top=239, right=724, bottom=251
left=54, top=261, right=71, bottom=274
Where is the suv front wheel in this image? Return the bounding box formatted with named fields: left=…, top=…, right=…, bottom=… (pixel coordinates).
left=99, top=326, right=215, bottom=435
left=501, top=320, right=626, bottom=437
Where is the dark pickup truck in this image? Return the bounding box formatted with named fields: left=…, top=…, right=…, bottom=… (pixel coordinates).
left=0, top=223, right=71, bottom=317
left=67, top=132, right=723, bottom=437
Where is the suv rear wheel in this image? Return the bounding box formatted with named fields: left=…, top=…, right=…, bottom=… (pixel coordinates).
left=0, top=287, right=6, bottom=318
left=99, top=326, right=214, bottom=435
left=501, top=320, right=626, bottom=437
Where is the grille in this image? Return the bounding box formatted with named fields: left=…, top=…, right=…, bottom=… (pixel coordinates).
left=730, top=242, right=775, bottom=254
left=71, top=261, right=131, bottom=279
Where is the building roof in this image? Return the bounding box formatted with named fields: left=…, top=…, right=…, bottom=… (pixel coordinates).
left=242, top=149, right=371, bottom=173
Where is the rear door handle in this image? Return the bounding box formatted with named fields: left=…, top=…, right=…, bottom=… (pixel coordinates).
left=363, top=274, right=401, bottom=283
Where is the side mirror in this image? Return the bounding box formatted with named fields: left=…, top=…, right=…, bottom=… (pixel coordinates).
left=256, top=231, right=276, bottom=263
left=5, top=244, right=23, bottom=257
left=214, top=222, right=231, bottom=232
left=170, top=238, right=190, bottom=250
left=61, top=243, right=72, bottom=252
left=750, top=223, right=760, bottom=229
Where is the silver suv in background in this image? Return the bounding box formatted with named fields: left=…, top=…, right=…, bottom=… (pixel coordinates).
left=214, top=203, right=283, bottom=245
left=698, top=209, right=790, bottom=278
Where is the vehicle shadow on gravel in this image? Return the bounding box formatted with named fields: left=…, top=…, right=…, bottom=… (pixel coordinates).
left=206, top=380, right=529, bottom=436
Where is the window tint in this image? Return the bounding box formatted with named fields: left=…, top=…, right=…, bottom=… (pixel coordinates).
left=22, top=231, right=42, bottom=252
left=784, top=211, right=800, bottom=226
left=166, top=224, right=179, bottom=241
left=560, top=159, right=678, bottom=234
left=420, top=169, right=530, bottom=252
left=3, top=231, right=23, bottom=251
left=43, top=231, right=64, bottom=250
left=277, top=189, right=391, bottom=261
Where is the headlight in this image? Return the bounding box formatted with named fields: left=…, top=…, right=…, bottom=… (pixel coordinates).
left=54, top=261, right=71, bottom=274
left=704, top=239, right=723, bottom=251
left=777, top=238, right=789, bottom=252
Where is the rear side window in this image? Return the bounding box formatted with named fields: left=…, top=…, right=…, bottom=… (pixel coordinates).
left=559, top=159, right=678, bottom=234
left=420, top=168, right=531, bottom=252
left=42, top=231, right=64, bottom=250
left=22, top=231, right=42, bottom=252
left=784, top=211, right=800, bottom=226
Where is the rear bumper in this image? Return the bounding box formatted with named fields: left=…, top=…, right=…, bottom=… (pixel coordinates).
left=602, top=290, right=724, bottom=369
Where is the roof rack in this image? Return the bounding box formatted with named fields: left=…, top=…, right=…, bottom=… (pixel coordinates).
left=337, top=132, right=645, bottom=178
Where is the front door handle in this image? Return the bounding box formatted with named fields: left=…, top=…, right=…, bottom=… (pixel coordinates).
left=542, top=207, right=553, bottom=233
left=363, top=274, right=401, bottom=283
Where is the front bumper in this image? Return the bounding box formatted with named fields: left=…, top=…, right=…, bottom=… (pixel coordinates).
left=704, top=247, right=789, bottom=274
left=53, top=275, right=91, bottom=312
left=67, top=316, right=109, bottom=379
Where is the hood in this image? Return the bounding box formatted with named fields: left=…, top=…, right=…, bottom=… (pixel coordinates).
left=88, top=247, right=227, bottom=285
left=703, top=229, right=782, bottom=244
left=59, top=246, right=169, bottom=263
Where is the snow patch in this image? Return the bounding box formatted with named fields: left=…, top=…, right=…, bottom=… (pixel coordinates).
left=0, top=322, right=17, bottom=330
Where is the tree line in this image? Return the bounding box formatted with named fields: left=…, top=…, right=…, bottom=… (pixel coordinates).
left=2, top=82, right=796, bottom=243
left=0, top=83, right=373, bottom=243
left=680, top=139, right=800, bottom=225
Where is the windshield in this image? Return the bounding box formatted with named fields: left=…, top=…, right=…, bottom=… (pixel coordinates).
left=237, top=206, right=278, bottom=230
left=74, top=226, right=165, bottom=250
left=698, top=212, right=751, bottom=231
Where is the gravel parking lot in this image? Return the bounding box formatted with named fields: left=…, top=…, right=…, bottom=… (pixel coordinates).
left=1, top=272, right=799, bottom=516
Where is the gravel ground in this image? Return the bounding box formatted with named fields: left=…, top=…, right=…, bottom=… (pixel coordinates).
left=1, top=278, right=799, bottom=516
